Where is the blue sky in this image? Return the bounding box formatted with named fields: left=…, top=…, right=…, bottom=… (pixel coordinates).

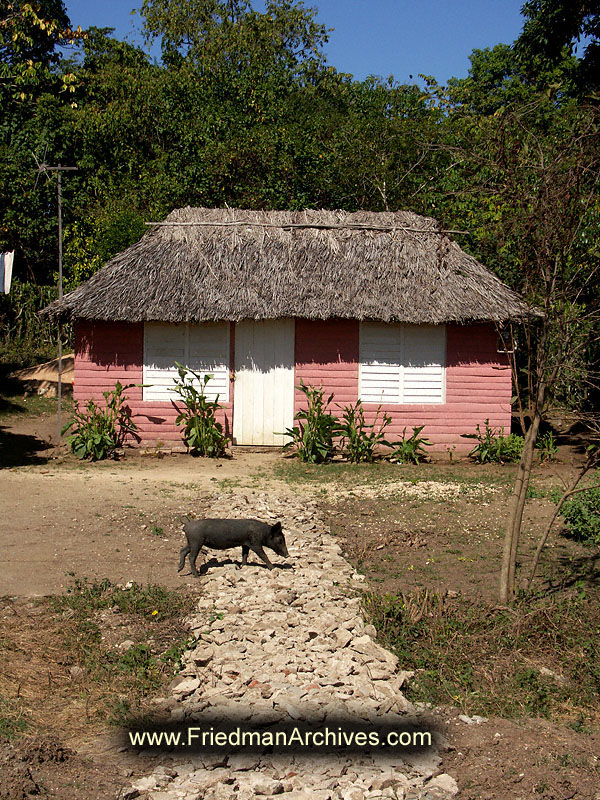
left=64, top=0, right=528, bottom=85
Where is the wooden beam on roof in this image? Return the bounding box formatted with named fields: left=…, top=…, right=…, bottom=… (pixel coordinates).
left=144, top=220, right=470, bottom=235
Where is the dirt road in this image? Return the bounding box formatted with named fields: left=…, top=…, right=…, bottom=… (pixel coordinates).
left=0, top=450, right=284, bottom=596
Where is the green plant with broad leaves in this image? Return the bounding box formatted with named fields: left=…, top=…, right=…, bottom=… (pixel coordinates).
left=558, top=481, right=600, bottom=546
left=62, top=381, right=138, bottom=460
left=337, top=400, right=392, bottom=463
left=390, top=425, right=433, bottom=464
left=461, top=419, right=524, bottom=464
left=282, top=380, right=339, bottom=463
left=170, top=363, right=227, bottom=457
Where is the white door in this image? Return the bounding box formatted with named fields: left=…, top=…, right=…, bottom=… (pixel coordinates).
left=233, top=319, right=295, bottom=445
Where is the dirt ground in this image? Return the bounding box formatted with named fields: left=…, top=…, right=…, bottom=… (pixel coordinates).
left=1, top=407, right=600, bottom=799
left=325, top=467, right=600, bottom=603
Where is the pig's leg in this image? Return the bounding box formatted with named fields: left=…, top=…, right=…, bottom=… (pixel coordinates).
left=188, top=539, right=203, bottom=577
left=240, top=545, right=249, bottom=568
left=250, top=544, right=274, bottom=570
left=178, top=544, right=190, bottom=572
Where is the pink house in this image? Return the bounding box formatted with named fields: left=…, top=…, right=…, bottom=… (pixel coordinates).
left=46, top=208, right=526, bottom=451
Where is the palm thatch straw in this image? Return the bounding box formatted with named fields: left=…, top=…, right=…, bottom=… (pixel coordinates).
left=43, top=207, right=528, bottom=324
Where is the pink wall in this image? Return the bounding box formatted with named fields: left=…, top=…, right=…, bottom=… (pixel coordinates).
left=294, top=320, right=512, bottom=451
left=74, top=321, right=232, bottom=446
left=74, top=319, right=511, bottom=450
left=295, top=319, right=359, bottom=409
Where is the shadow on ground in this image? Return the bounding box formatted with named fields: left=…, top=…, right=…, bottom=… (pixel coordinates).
left=553, top=547, right=600, bottom=590
left=0, top=377, right=25, bottom=415
left=0, top=425, right=52, bottom=468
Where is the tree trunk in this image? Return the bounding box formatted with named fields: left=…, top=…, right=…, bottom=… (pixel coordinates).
left=499, top=379, right=546, bottom=603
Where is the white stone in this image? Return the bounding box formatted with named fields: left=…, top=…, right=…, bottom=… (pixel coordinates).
left=171, top=763, right=196, bottom=778
left=227, top=753, right=261, bottom=771
left=176, top=770, right=223, bottom=792
left=335, top=629, right=353, bottom=648
left=170, top=676, right=201, bottom=696
left=239, top=772, right=284, bottom=795
left=131, top=775, right=158, bottom=792
left=342, top=788, right=365, bottom=800
left=426, top=773, right=459, bottom=796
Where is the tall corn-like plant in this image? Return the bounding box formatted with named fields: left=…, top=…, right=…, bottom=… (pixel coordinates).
left=170, top=363, right=227, bottom=457
left=337, top=400, right=392, bottom=463
left=283, top=380, right=339, bottom=463
left=390, top=425, right=433, bottom=464
left=461, top=420, right=524, bottom=464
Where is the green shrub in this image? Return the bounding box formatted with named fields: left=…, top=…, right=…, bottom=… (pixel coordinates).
left=283, top=380, right=339, bottom=463
left=117, top=643, right=160, bottom=684
left=337, top=400, right=391, bottom=463
left=389, top=425, right=433, bottom=464
left=170, top=364, right=227, bottom=457
left=62, top=381, right=138, bottom=460
left=498, top=433, right=524, bottom=462
left=462, top=419, right=524, bottom=463
left=559, top=482, right=600, bottom=545
left=0, top=279, right=64, bottom=369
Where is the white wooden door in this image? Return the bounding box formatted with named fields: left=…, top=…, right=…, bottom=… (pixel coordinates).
left=233, top=319, right=295, bottom=445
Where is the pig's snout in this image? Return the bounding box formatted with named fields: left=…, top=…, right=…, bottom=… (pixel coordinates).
left=271, top=537, right=289, bottom=558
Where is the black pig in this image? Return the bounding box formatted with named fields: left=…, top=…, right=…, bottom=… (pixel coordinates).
left=178, top=518, right=289, bottom=577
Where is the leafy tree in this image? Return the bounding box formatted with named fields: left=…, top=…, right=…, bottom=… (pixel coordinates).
left=515, top=0, right=600, bottom=93
left=426, top=93, right=600, bottom=602
left=141, top=0, right=328, bottom=79
left=0, top=0, right=84, bottom=283
left=446, top=43, right=578, bottom=114
left=0, top=0, right=80, bottom=100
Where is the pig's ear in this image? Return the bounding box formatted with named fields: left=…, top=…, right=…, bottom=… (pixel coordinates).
left=271, top=521, right=282, bottom=534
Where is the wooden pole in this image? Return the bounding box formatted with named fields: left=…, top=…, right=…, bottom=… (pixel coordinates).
left=57, top=168, right=63, bottom=440
left=36, top=163, right=77, bottom=442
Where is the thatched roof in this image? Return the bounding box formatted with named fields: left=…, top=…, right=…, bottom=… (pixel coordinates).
left=44, top=207, right=528, bottom=324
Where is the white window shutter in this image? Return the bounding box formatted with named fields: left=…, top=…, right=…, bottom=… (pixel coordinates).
left=143, top=323, right=186, bottom=401
left=359, top=322, right=402, bottom=403
left=359, top=322, right=445, bottom=404
left=402, top=325, right=445, bottom=403
left=187, top=323, right=230, bottom=401
left=143, top=322, right=230, bottom=402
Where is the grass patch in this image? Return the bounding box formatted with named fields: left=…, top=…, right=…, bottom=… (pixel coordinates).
left=0, top=383, right=72, bottom=419
left=48, top=577, right=196, bottom=720
left=275, top=459, right=404, bottom=487
left=217, top=477, right=243, bottom=489
left=275, top=459, right=516, bottom=491
left=53, top=576, right=189, bottom=621
left=364, top=589, right=600, bottom=724
left=526, top=484, right=553, bottom=499
left=0, top=695, right=29, bottom=740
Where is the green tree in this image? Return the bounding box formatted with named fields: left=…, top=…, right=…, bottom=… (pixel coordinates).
left=0, top=0, right=80, bottom=100
left=141, top=0, right=328, bottom=79
left=515, top=0, right=600, bottom=93
left=0, top=0, right=84, bottom=282
left=426, top=93, right=600, bottom=602
left=446, top=43, right=578, bottom=114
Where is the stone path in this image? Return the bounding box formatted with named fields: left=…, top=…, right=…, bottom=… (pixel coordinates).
left=121, top=492, right=458, bottom=800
